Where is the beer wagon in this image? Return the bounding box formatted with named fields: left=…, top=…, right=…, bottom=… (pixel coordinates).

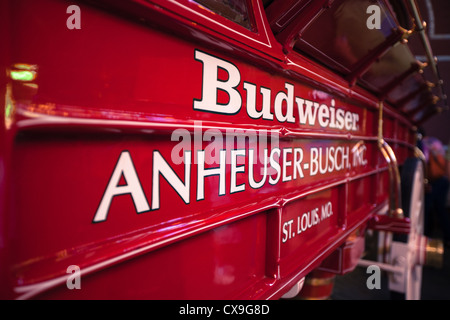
left=0, top=0, right=447, bottom=300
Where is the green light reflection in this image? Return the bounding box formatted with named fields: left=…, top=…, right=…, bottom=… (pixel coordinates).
left=10, top=70, right=36, bottom=82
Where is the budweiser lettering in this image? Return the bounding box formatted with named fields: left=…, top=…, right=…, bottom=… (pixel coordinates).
left=194, top=50, right=359, bottom=131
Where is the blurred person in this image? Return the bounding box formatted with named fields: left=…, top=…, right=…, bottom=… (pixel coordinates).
left=420, top=133, right=450, bottom=247
left=447, top=140, right=450, bottom=209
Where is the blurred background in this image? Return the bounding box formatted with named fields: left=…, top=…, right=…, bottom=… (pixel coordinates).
left=332, top=0, right=450, bottom=300
left=415, top=0, right=450, bottom=144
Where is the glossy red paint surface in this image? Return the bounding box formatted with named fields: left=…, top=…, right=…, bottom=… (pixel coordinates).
left=0, top=0, right=429, bottom=299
